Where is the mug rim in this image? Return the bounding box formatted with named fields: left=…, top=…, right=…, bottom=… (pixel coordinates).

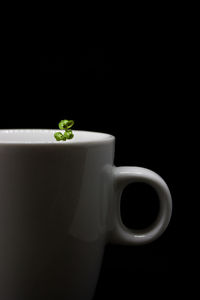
left=0, top=129, right=115, bottom=146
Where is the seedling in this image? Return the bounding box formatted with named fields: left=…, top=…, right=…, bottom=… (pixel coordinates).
left=54, top=119, right=74, bottom=141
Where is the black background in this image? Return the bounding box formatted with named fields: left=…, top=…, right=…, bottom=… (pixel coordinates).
left=0, top=9, right=192, bottom=298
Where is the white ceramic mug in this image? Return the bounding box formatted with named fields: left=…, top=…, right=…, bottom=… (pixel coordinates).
left=0, top=130, right=172, bottom=300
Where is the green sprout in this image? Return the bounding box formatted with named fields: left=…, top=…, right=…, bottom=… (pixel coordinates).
left=54, top=119, right=74, bottom=141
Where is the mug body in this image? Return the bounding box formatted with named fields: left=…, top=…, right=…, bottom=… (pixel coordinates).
left=0, top=130, right=115, bottom=300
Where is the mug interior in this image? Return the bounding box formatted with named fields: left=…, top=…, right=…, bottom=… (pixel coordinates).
left=0, top=130, right=114, bottom=145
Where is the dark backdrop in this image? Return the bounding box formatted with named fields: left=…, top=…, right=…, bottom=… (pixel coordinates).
left=1, top=28, right=188, bottom=298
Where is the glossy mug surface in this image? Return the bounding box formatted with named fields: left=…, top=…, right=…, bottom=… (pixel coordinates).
left=0, top=130, right=172, bottom=300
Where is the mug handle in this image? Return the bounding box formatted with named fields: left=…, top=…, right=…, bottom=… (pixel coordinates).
left=110, top=166, right=172, bottom=245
